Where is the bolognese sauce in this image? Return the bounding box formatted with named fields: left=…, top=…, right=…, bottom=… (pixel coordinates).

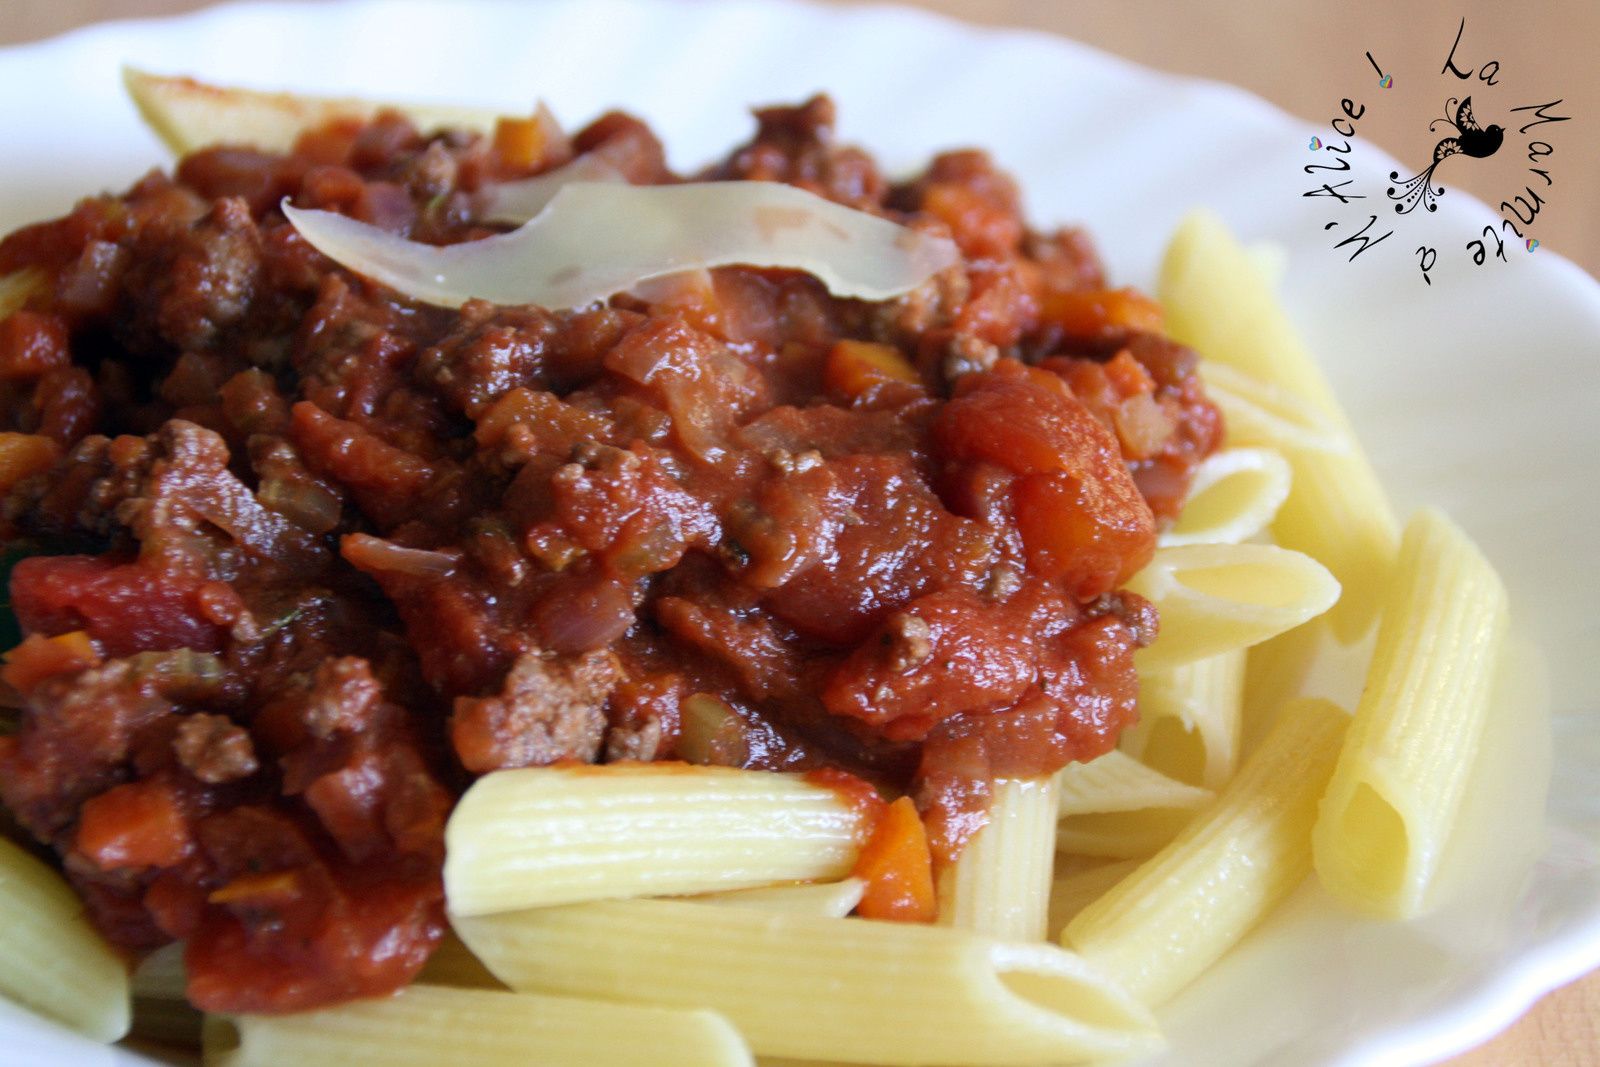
left=0, top=96, right=1220, bottom=1012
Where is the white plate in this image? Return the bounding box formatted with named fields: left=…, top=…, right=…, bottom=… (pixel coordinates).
left=1, top=2, right=1597, bottom=1065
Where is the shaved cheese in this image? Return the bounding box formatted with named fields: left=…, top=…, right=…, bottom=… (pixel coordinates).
left=284, top=181, right=960, bottom=310
left=479, top=154, right=629, bottom=223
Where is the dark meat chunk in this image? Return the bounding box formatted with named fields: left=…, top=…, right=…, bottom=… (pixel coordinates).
left=450, top=648, right=621, bottom=772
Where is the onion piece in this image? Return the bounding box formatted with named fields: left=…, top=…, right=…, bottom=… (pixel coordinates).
left=479, top=154, right=628, bottom=223
left=284, top=181, right=961, bottom=310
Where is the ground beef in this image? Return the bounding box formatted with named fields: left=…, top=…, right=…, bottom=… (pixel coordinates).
left=0, top=93, right=1221, bottom=1013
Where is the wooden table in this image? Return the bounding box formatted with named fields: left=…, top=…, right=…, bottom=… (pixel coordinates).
left=2, top=2, right=1596, bottom=1064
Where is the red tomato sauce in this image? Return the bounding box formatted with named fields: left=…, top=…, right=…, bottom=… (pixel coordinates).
left=0, top=95, right=1220, bottom=1012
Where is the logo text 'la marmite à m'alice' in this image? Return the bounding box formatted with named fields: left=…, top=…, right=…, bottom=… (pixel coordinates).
left=1302, top=18, right=1569, bottom=286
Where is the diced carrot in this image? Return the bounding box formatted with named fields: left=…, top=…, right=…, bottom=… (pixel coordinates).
left=208, top=870, right=301, bottom=906
left=1039, top=287, right=1164, bottom=337
left=0, top=431, right=61, bottom=495
left=823, top=340, right=920, bottom=401
left=492, top=117, right=548, bottom=173
left=921, top=183, right=1023, bottom=259
left=76, top=779, right=191, bottom=871
left=0, top=629, right=100, bottom=694
left=852, top=795, right=937, bottom=923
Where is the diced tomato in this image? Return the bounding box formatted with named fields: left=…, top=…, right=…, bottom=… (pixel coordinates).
left=0, top=311, right=70, bottom=381
left=852, top=796, right=938, bottom=922
left=9, top=555, right=227, bottom=657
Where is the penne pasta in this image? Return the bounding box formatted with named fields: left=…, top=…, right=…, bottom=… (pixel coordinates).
left=0, top=836, right=130, bottom=1042
left=1064, top=697, right=1347, bottom=1006
left=1120, top=650, right=1246, bottom=789
left=696, top=878, right=866, bottom=918
left=1196, top=363, right=1346, bottom=456
left=1055, top=808, right=1202, bottom=860
left=1047, top=858, right=1142, bottom=935
left=1124, top=542, right=1340, bottom=669
left=455, top=898, right=1160, bottom=1065
left=1056, top=749, right=1214, bottom=816
left=123, top=67, right=508, bottom=156
left=203, top=983, right=753, bottom=1067
left=1158, top=210, right=1400, bottom=640
left=415, top=930, right=505, bottom=990
left=1157, top=447, right=1293, bottom=547
left=131, top=941, right=203, bottom=1048
left=444, top=764, right=870, bottom=916
left=1313, top=508, right=1509, bottom=918
left=935, top=777, right=1059, bottom=940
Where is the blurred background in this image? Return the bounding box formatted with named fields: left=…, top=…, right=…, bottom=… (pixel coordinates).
left=1, top=2, right=1595, bottom=1064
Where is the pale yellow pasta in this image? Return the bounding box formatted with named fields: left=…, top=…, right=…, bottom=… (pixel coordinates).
left=1125, top=542, right=1340, bottom=669
left=444, top=764, right=869, bottom=916
left=416, top=930, right=505, bottom=990
left=0, top=268, right=43, bottom=318
left=1055, top=808, right=1201, bottom=860
left=0, top=837, right=130, bottom=1042
left=455, top=899, right=1160, bottom=1066
left=1159, top=210, right=1399, bottom=639
left=1119, top=650, right=1246, bottom=789
left=1197, top=363, right=1346, bottom=456
left=203, top=984, right=752, bottom=1067
left=1240, top=618, right=1331, bottom=757
left=1313, top=508, right=1508, bottom=918
left=131, top=941, right=201, bottom=1047
left=1064, top=697, right=1347, bottom=1006
left=936, top=777, right=1059, bottom=940
left=1158, top=447, right=1292, bottom=547
left=1056, top=749, right=1213, bottom=816
left=695, top=878, right=865, bottom=918
left=1047, top=858, right=1142, bottom=935
left=124, top=67, right=509, bottom=156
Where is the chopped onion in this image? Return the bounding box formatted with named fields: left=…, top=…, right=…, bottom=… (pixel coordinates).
left=284, top=181, right=961, bottom=310
left=478, top=153, right=628, bottom=223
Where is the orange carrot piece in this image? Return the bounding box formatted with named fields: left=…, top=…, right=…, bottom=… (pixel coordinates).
left=852, top=795, right=937, bottom=923
left=1039, top=287, right=1164, bottom=337
left=824, top=340, right=920, bottom=401
left=0, top=431, right=61, bottom=496
left=0, top=630, right=100, bottom=694
left=76, top=779, right=190, bottom=871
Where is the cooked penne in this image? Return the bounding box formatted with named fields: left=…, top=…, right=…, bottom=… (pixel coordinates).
left=203, top=984, right=752, bottom=1067
left=0, top=268, right=43, bottom=318
left=1056, top=749, right=1214, bottom=816
left=1047, top=858, right=1142, bottom=934
left=1196, top=364, right=1346, bottom=456
left=455, top=899, right=1160, bottom=1065
left=1313, top=509, right=1509, bottom=918
left=415, top=931, right=505, bottom=990
left=1124, top=543, right=1340, bottom=669
left=1064, top=697, right=1347, bottom=1005
left=124, top=67, right=509, bottom=156
left=1158, top=210, right=1400, bottom=639
left=696, top=879, right=866, bottom=918
left=1157, top=447, right=1292, bottom=547
left=1055, top=751, right=1213, bottom=858
left=131, top=941, right=203, bottom=1047
left=0, top=837, right=130, bottom=1042
left=935, top=777, right=1058, bottom=940
left=444, top=764, right=870, bottom=916
left=1120, top=650, right=1246, bottom=789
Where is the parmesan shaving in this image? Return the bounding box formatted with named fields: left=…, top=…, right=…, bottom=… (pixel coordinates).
left=284, top=181, right=960, bottom=310
left=479, top=154, right=628, bottom=223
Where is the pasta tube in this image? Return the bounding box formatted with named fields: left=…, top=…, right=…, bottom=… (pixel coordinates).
left=1047, top=859, right=1142, bottom=934
left=935, top=777, right=1058, bottom=940
left=696, top=879, right=865, bottom=918
left=1313, top=508, right=1508, bottom=918
left=1157, top=447, right=1293, bottom=548
left=444, top=764, right=869, bottom=916
left=455, top=899, right=1160, bottom=1065
left=1120, top=650, right=1247, bottom=789
left=1125, top=543, right=1340, bottom=669
left=204, top=984, right=752, bottom=1067
left=0, top=837, right=130, bottom=1042
left=1064, top=697, right=1347, bottom=1006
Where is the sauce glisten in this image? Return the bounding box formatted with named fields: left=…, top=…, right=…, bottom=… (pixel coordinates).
left=0, top=96, right=1220, bottom=1012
